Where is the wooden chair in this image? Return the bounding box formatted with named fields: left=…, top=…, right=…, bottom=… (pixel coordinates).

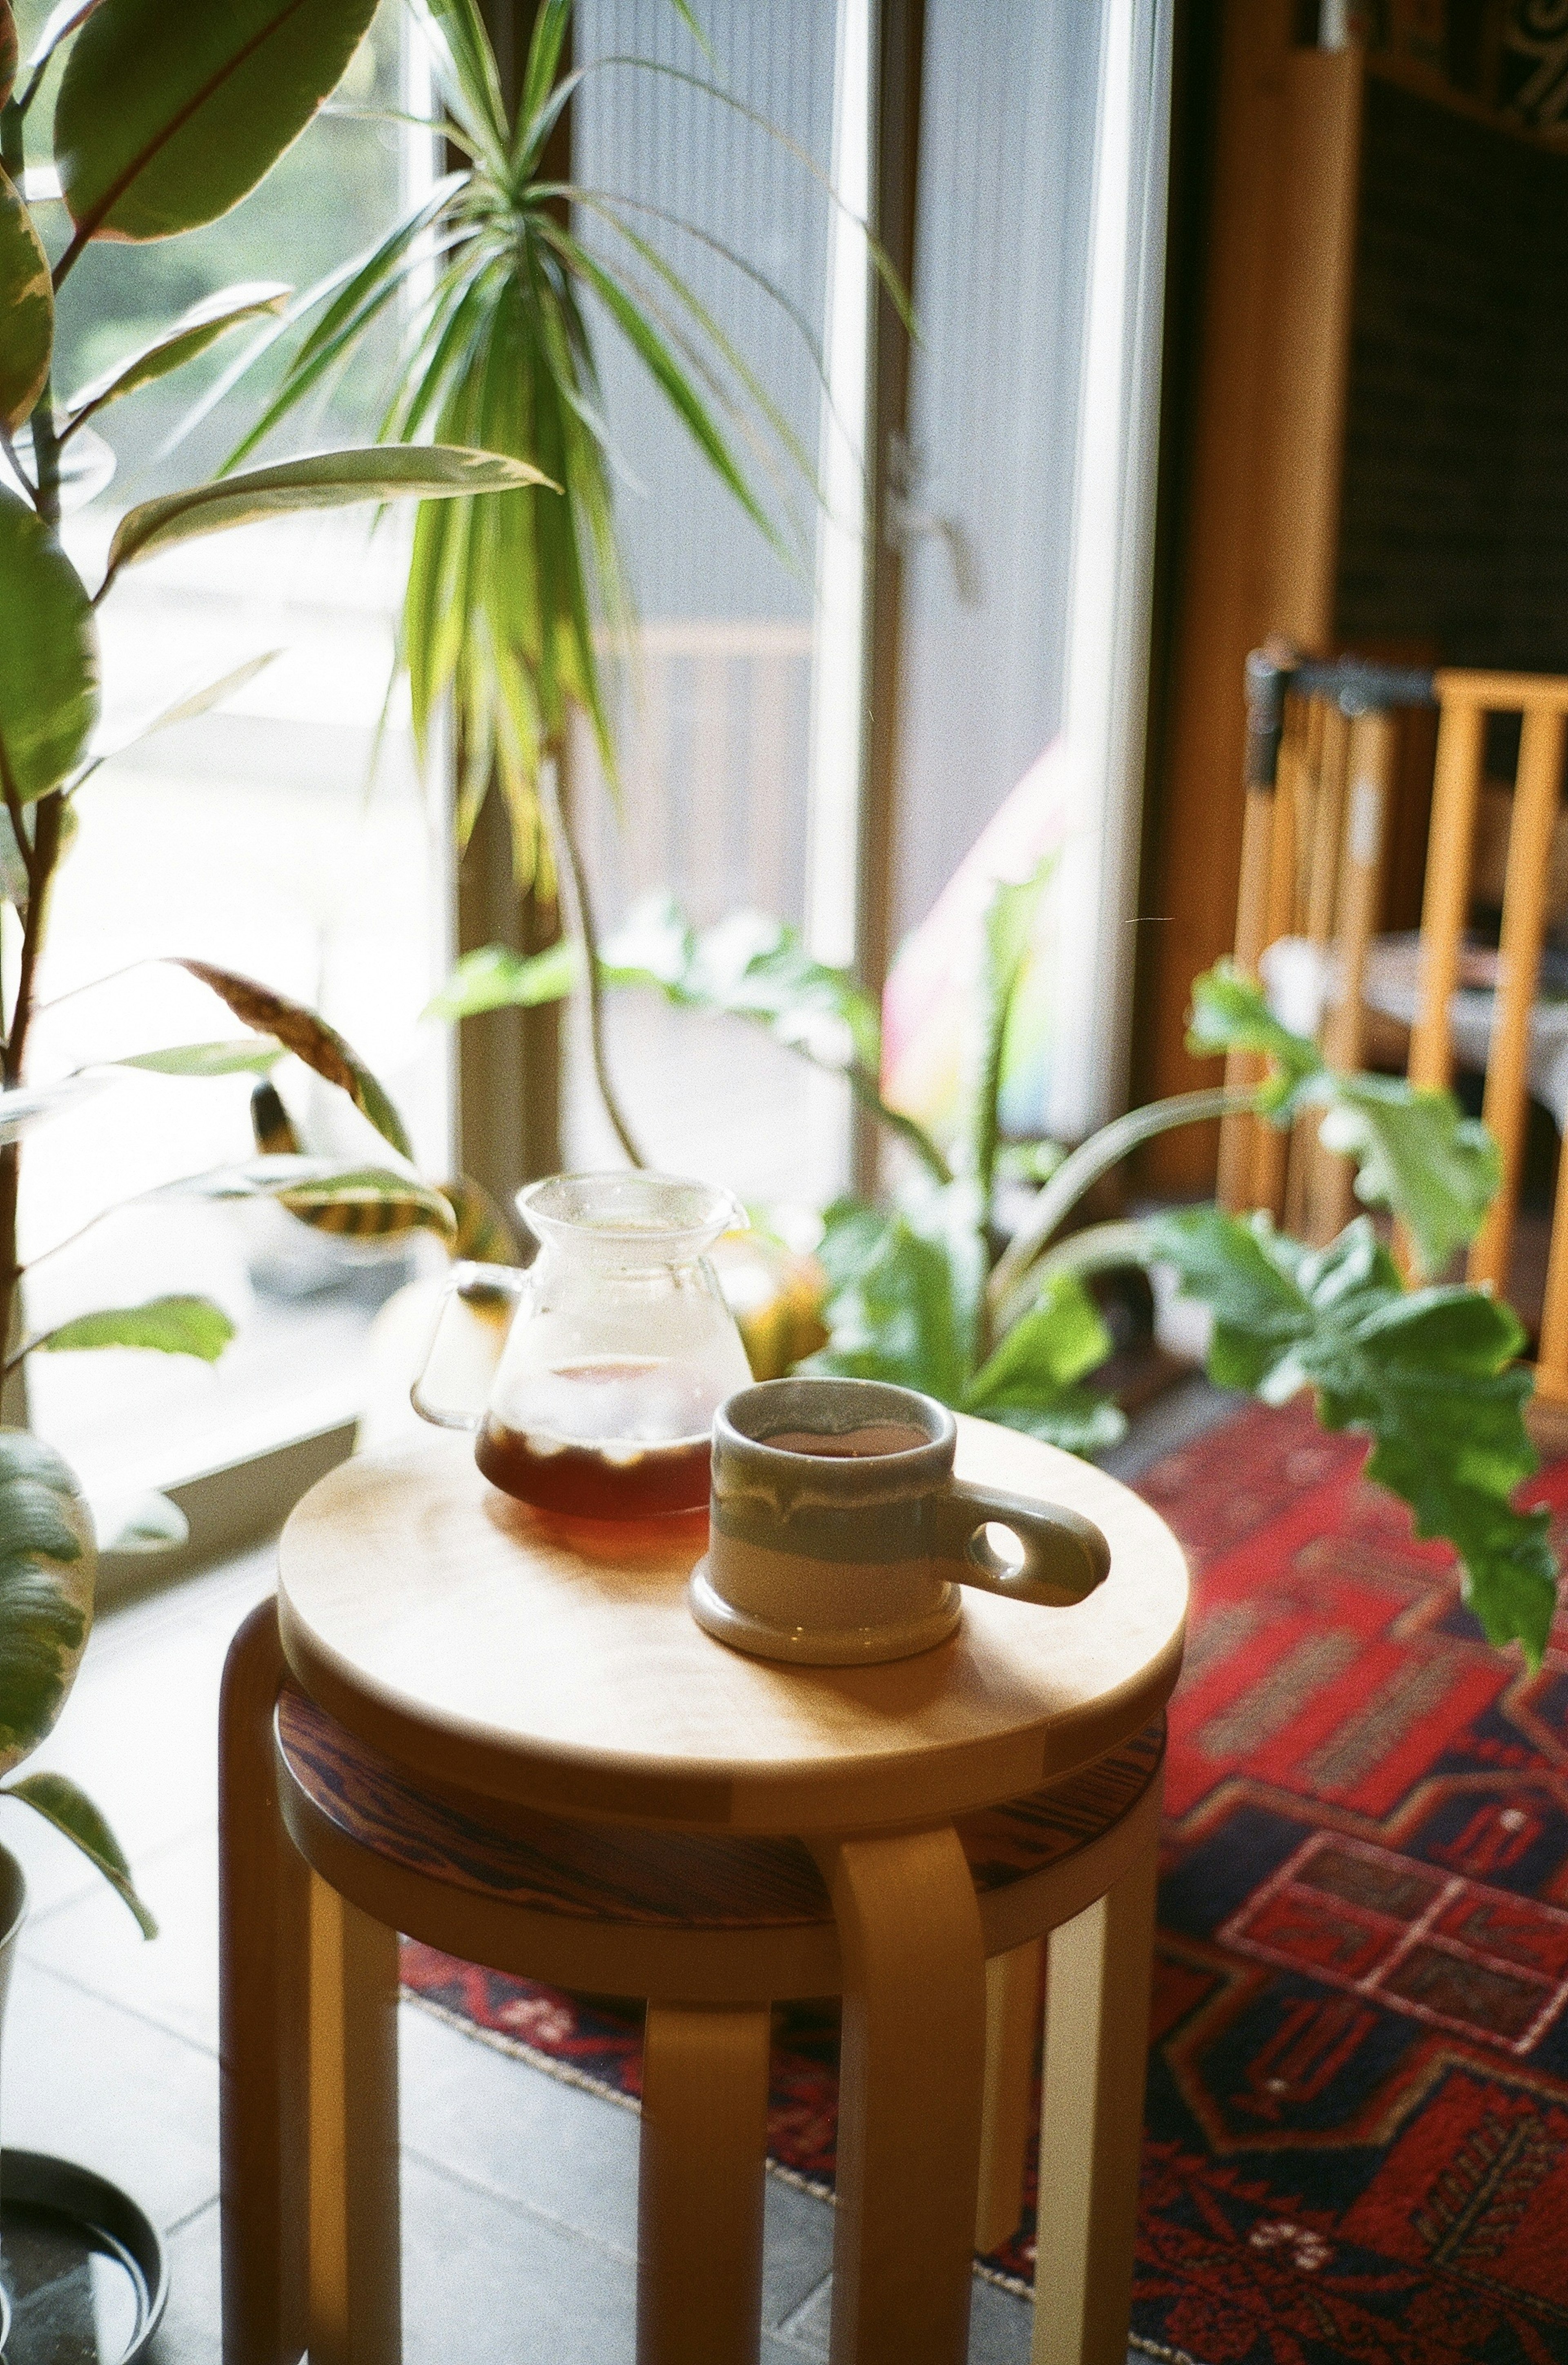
left=220, top=1597, right=1167, bottom=2365
left=1220, top=652, right=1568, bottom=1402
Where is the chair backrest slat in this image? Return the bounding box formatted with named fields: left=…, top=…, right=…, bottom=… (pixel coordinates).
left=1469, top=704, right=1566, bottom=1296
left=1408, top=697, right=1486, bottom=1095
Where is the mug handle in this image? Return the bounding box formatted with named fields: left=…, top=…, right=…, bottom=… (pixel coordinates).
left=933, top=1481, right=1110, bottom=1607
left=410, top=1260, right=529, bottom=1431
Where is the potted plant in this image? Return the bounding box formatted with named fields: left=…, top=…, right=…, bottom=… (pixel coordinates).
left=435, top=872, right=1560, bottom=1668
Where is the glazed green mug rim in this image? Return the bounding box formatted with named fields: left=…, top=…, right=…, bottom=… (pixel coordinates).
left=715, top=1376, right=955, bottom=1479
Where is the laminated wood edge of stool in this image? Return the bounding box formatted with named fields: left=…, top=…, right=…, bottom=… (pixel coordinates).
left=274, top=1684, right=1165, bottom=2002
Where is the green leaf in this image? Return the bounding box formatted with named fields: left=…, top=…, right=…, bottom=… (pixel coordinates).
left=53, top=0, right=379, bottom=249
left=35, top=1295, right=236, bottom=1361
left=0, top=167, right=52, bottom=433
left=1186, top=961, right=1323, bottom=1117
left=0, top=1431, right=94, bottom=1778
left=967, top=857, right=1052, bottom=1204
left=1149, top=1207, right=1557, bottom=1662
left=3, top=1771, right=156, bottom=1936
left=163, top=1157, right=458, bottom=1245
left=601, top=897, right=882, bottom=1068
left=0, top=2, right=17, bottom=108
left=24, top=2, right=107, bottom=80
left=102, top=444, right=552, bottom=589
left=74, top=652, right=281, bottom=790
left=802, top=1185, right=984, bottom=1406
left=425, top=938, right=578, bottom=1021
left=1313, top=1073, right=1499, bottom=1278
left=172, top=960, right=412, bottom=1159
left=0, top=1074, right=103, bottom=1144
left=0, top=484, right=98, bottom=803
left=111, top=1038, right=285, bottom=1079
left=437, top=1175, right=518, bottom=1265
left=982, top=1390, right=1128, bottom=1458
left=66, top=282, right=290, bottom=428
left=967, top=1272, right=1112, bottom=1403
left=98, top=1490, right=187, bottom=1553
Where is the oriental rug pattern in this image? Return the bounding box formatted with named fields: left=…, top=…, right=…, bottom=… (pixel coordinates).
left=401, top=1396, right=1568, bottom=2361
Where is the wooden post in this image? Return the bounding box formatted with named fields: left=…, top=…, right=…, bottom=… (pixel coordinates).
left=637, top=2002, right=772, bottom=2365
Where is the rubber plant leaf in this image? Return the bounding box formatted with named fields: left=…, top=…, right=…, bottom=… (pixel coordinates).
left=66, top=283, right=290, bottom=428
left=171, top=960, right=413, bottom=1159
left=25, top=0, right=107, bottom=77
left=102, top=445, right=551, bottom=588
left=0, top=1431, right=94, bottom=1778
left=34, top=1295, right=236, bottom=1361
left=1185, top=960, right=1324, bottom=1118
left=111, top=1039, right=286, bottom=1078
left=53, top=0, right=379, bottom=247
left=0, top=485, right=98, bottom=802
left=0, top=2, right=16, bottom=107
left=1312, top=1071, right=1499, bottom=1279
left=161, top=1158, right=458, bottom=1246
left=1149, top=1207, right=1558, bottom=1664
left=0, top=167, right=52, bottom=432
left=3, top=1770, right=156, bottom=1935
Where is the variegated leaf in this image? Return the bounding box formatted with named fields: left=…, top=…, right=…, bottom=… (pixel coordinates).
left=172, top=960, right=412, bottom=1158
left=0, top=168, right=48, bottom=434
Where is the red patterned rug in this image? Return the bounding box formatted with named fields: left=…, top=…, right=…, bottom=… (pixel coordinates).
left=401, top=1397, right=1568, bottom=2360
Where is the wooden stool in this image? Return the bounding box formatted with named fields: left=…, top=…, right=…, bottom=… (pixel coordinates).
left=222, top=1425, right=1187, bottom=2365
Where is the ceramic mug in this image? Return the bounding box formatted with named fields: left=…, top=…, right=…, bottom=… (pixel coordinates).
left=688, top=1376, right=1111, bottom=1666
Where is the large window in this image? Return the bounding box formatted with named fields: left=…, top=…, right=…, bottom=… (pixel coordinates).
left=10, top=3, right=450, bottom=1503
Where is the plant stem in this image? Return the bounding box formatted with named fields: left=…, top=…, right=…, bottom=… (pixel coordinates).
left=987, top=1087, right=1255, bottom=1322
left=538, top=751, right=647, bottom=1167
left=0, top=791, right=62, bottom=1418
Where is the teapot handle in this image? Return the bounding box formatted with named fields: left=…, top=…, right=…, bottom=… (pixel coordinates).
left=411, top=1260, right=529, bottom=1431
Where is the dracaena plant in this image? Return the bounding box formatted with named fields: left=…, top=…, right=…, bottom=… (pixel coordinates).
left=0, top=0, right=546, bottom=1925
left=436, top=875, right=1561, bottom=1669
left=210, top=0, right=891, bottom=1156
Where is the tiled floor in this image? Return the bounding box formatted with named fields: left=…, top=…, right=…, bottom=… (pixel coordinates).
left=3, top=1380, right=1235, bottom=2361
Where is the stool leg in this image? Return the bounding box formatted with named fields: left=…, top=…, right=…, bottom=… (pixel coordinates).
left=637, top=2001, right=772, bottom=2365
left=815, top=1825, right=987, bottom=2365
left=975, top=1939, right=1042, bottom=2256
left=219, top=1598, right=309, bottom=2365
left=308, top=1875, right=402, bottom=2365
left=1031, top=1831, right=1158, bottom=2365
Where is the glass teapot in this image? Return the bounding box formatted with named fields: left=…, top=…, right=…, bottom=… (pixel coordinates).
left=413, top=1171, right=753, bottom=1518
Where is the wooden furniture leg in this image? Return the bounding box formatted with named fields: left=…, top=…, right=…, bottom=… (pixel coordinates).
left=308, top=1877, right=402, bottom=2365
left=1031, top=1831, right=1159, bottom=2365
left=637, top=2001, right=773, bottom=2365
left=815, top=1825, right=988, bottom=2365
left=219, top=1599, right=310, bottom=2365
left=975, top=1940, right=1042, bottom=2255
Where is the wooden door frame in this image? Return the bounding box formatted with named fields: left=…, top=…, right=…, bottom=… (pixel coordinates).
left=1134, top=3, right=1363, bottom=1189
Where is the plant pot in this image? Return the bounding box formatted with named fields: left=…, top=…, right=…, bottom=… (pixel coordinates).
left=0, top=1842, right=168, bottom=2360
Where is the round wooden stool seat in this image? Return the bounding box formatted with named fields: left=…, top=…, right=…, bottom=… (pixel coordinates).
left=275, top=1679, right=1165, bottom=2004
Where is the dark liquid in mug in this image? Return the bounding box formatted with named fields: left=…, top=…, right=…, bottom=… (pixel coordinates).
left=476, top=1356, right=713, bottom=1518
left=762, top=1422, right=930, bottom=1458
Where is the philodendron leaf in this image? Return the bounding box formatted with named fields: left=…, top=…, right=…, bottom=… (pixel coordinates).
left=802, top=1185, right=984, bottom=1407
left=1186, top=961, right=1324, bottom=1117
left=36, top=1295, right=236, bottom=1361
left=163, top=1157, right=458, bottom=1245
left=98, top=1490, right=187, bottom=1553
left=0, top=1430, right=94, bottom=1778
left=112, top=1038, right=285, bottom=1079
left=3, top=1771, right=156, bottom=1936
left=0, top=167, right=52, bottom=433
left=424, top=938, right=578, bottom=1021
left=67, top=284, right=291, bottom=428
left=103, top=445, right=551, bottom=587
left=1149, top=1207, right=1558, bottom=1664
left=1314, top=1073, right=1499, bottom=1278
left=0, top=484, right=98, bottom=802
left=962, top=1271, right=1125, bottom=1459
left=172, top=960, right=412, bottom=1158
left=53, top=0, right=378, bottom=247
